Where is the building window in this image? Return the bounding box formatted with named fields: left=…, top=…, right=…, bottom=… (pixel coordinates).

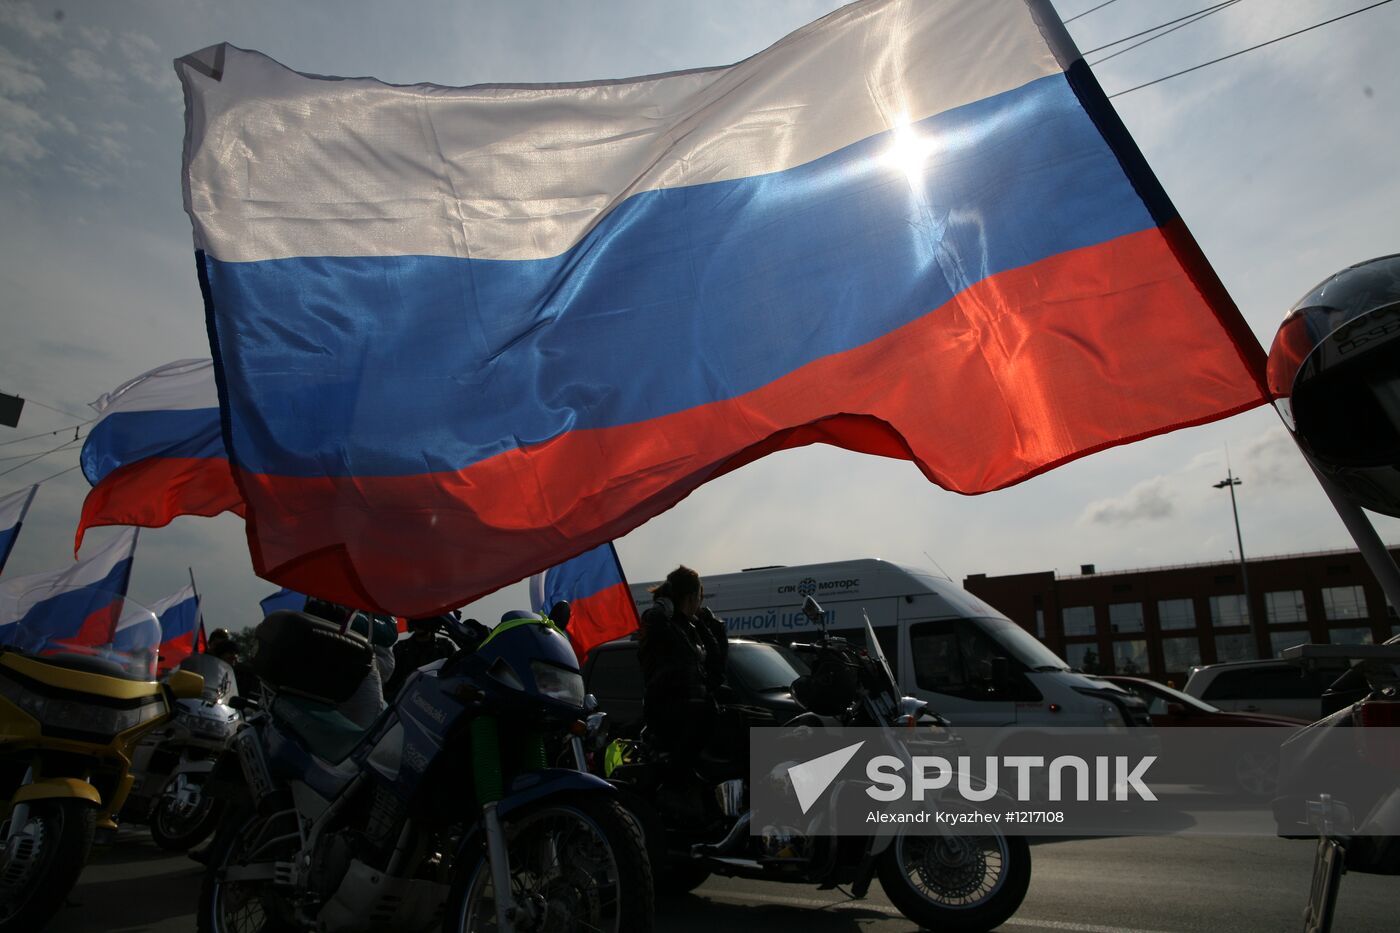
left=1264, top=590, right=1307, bottom=626
left=1270, top=631, right=1309, bottom=658
left=1322, top=585, right=1367, bottom=621
left=1034, top=608, right=1044, bottom=639
left=1328, top=626, right=1374, bottom=646
left=1214, top=633, right=1255, bottom=663
left=1157, top=599, right=1195, bottom=631
left=1062, top=606, right=1096, bottom=637
left=1108, top=602, right=1144, bottom=633
left=1161, top=637, right=1202, bottom=671
left=1064, top=642, right=1105, bottom=674
left=1112, top=640, right=1149, bottom=675
left=1209, top=594, right=1250, bottom=628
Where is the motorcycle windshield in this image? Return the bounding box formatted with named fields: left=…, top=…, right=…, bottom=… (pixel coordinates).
left=0, top=585, right=160, bottom=681
left=176, top=653, right=239, bottom=702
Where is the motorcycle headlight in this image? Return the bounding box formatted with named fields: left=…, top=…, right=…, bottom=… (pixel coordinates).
left=0, top=675, right=164, bottom=739
left=530, top=662, right=585, bottom=707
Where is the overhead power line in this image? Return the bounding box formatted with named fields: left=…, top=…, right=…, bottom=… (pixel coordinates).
left=1065, top=0, right=1126, bottom=24
left=0, top=420, right=94, bottom=447
left=0, top=437, right=83, bottom=479
left=22, top=396, right=89, bottom=420
left=1107, top=0, right=1396, bottom=98
left=1082, top=1, right=1242, bottom=55
left=1090, top=0, right=1242, bottom=68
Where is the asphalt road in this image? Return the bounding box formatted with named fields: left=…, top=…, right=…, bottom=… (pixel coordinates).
left=46, top=829, right=1396, bottom=932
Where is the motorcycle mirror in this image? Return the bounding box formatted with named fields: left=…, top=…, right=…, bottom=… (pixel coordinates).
left=584, top=692, right=599, bottom=713
left=167, top=669, right=205, bottom=700
left=550, top=600, right=572, bottom=631
left=802, top=595, right=829, bottom=639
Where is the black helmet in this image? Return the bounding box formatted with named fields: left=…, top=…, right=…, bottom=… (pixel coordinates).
left=1267, top=255, right=1400, bottom=516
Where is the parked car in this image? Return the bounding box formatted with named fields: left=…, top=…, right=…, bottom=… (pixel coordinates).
left=1103, top=675, right=1306, bottom=796
left=1182, top=657, right=1349, bottom=722
left=582, top=635, right=809, bottom=736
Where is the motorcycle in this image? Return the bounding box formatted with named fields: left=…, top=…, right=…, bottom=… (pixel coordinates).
left=124, top=652, right=241, bottom=850
left=605, top=596, right=1031, bottom=933
left=0, top=588, right=205, bottom=932
left=1274, top=640, right=1400, bottom=933
left=197, top=607, right=652, bottom=933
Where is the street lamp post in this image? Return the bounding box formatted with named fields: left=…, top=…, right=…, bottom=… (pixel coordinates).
left=1214, top=469, right=1264, bottom=658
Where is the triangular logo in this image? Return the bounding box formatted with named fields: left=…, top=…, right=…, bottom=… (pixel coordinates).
left=788, top=741, right=864, bottom=814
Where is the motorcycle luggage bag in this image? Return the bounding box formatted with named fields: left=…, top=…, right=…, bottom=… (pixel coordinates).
left=251, top=611, right=373, bottom=703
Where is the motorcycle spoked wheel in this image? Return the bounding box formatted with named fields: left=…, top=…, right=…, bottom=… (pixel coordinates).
left=150, top=784, right=224, bottom=852
left=197, top=803, right=298, bottom=933
left=446, top=798, right=654, bottom=933
left=0, top=798, right=96, bottom=933
left=877, top=828, right=1031, bottom=933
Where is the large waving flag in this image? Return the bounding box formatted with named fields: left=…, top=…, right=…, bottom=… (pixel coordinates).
left=0, top=527, right=139, bottom=651
left=530, top=542, right=642, bottom=660
left=177, top=0, right=1268, bottom=616
left=150, top=584, right=203, bottom=673
left=76, top=359, right=244, bottom=553
left=0, top=486, right=38, bottom=577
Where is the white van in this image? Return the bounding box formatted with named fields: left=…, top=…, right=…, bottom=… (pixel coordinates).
left=631, top=558, right=1152, bottom=732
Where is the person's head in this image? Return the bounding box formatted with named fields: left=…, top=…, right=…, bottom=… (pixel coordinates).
left=663, top=565, right=703, bottom=617
left=406, top=616, right=441, bottom=640
left=207, top=628, right=232, bottom=652
left=212, top=641, right=239, bottom=665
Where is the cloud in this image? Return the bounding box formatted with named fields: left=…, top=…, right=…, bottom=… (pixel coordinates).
left=78, top=25, right=110, bottom=51
left=63, top=46, right=124, bottom=86
left=0, top=93, right=49, bottom=163
left=1083, top=477, right=1176, bottom=525
left=0, top=45, right=44, bottom=96
left=0, top=3, right=62, bottom=43
left=1242, top=426, right=1312, bottom=488
left=117, top=30, right=169, bottom=91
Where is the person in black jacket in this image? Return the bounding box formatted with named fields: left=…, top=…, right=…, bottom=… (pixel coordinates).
left=384, top=615, right=457, bottom=700
left=637, top=565, right=730, bottom=760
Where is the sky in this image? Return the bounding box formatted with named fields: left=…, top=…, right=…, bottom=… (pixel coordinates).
left=0, top=0, right=1397, bottom=635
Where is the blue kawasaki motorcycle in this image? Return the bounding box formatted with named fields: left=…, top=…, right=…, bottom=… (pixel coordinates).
left=197, top=608, right=651, bottom=933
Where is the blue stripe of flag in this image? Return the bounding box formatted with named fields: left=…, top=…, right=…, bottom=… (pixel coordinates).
left=207, top=74, right=1159, bottom=479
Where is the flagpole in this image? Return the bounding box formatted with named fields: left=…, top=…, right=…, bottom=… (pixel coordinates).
left=188, top=566, right=207, bottom=653
left=0, top=485, right=39, bottom=575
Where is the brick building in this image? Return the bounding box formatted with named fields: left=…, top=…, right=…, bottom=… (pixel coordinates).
left=963, top=547, right=1400, bottom=683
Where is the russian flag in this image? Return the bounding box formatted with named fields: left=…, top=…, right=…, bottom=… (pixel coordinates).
left=259, top=587, right=305, bottom=616
left=530, top=542, right=641, bottom=660
left=150, top=584, right=203, bottom=673
left=0, top=527, right=138, bottom=653
left=0, top=486, right=37, bottom=577
left=75, top=359, right=244, bottom=554
left=177, top=0, right=1268, bottom=617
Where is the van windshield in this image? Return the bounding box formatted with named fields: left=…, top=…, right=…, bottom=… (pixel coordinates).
left=975, top=618, right=1069, bottom=671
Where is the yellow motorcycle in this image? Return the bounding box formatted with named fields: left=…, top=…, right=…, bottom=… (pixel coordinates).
left=0, top=588, right=203, bottom=932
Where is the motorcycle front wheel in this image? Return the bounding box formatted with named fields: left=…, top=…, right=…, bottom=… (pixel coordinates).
left=150, top=782, right=224, bottom=852
left=446, top=797, right=653, bottom=933
left=0, top=798, right=95, bottom=933
left=197, top=802, right=297, bottom=933
left=877, top=829, right=1031, bottom=933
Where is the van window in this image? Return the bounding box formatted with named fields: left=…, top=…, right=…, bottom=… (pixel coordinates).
left=909, top=620, right=1040, bottom=701
left=586, top=648, right=644, bottom=703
